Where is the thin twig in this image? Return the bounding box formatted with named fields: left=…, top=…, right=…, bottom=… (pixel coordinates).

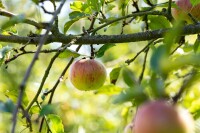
left=132, top=0, right=140, bottom=12
left=167, top=0, right=173, bottom=22
left=39, top=116, right=45, bottom=132
left=20, top=127, right=28, bottom=133
left=172, top=70, right=197, bottom=104
left=145, top=0, right=154, bottom=6
left=39, top=45, right=82, bottom=132
left=11, top=0, right=66, bottom=133
left=89, top=10, right=167, bottom=34
left=188, top=13, right=199, bottom=24
left=48, top=58, right=74, bottom=103
left=170, top=37, right=185, bottom=55
left=25, top=51, right=60, bottom=112
left=51, top=0, right=60, bottom=35
left=49, top=45, right=82, bottom=103
left=0, top=9, right=45, bottom=29
left=121, top=16, right=136, bottom=34
left=20, top=105, right=32, bottom=132
left=5, top=49, right=58, bottom=64
left=125, top=40, right=155, bottom=65
left=87, top=12, right=99, bottom=32
left=25, top=44, right=72, bottom=112
left=90, top=44, right=95, bottom=57
left=138, top=48, right=149, bottom=83
left=36, top=101, right=52, bottom=133
left=40, top=5, right=54, bottom=14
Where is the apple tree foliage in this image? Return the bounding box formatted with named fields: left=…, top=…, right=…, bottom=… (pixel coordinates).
left=0, top=0, right=200, bottom=132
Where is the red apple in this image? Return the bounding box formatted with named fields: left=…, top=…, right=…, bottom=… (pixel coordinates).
left=132, top=100, right=194, bottom=133
left=69, top=58, right=107, bottom=91
left=172, top=0, right=200, bottom=22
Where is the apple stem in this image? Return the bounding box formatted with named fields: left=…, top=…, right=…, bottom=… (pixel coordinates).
left=90, top=44, right=95, bottom=58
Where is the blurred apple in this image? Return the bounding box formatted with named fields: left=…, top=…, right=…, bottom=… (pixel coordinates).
left=172, top=0, right=200, bottom=22
left=132, top=100, right=194, bottom=133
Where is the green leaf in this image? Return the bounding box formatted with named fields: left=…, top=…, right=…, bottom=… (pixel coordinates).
left=110, top=67, right=122, bottom=84
left=0, top=0, right=5, bottom=8
left=190, top=0, right=200, bottom=6
left=183, top=42, right=193, bottom=52
left=149, top=73, right=165, bottom=98
left=161, top=54, right=200, bottom=73
left=0, top=69, right=29, bottom=106
left=0, top=102, right=6, bottom=112
left=30, top=105, right=40, bottom=115
left=95, top=44, right=115, bottom=58
left=47, top=114, right=64, bottom=133
left=122, top=67, right=137, bottom=87
left=69, top=11, right=88, bottom=20
left=164, top=20, right=184, bottom=52
left=148, top=15, right=171, bottom=30
left=87, top=0, right=102, bottom=12
left=113, top=86, right=147, bottom=105
left=64, top=19, right=79, bottom=33
left=0, top=46, right=12, bottom=58
left=0, top=99, right=15, bottom=113
left=193, top=109, right=200, bottom=120
left=150, top=45, right=167, bottom=74
left=105, top=4, right=115, bottom=12
left=105, top=0, right=115, bottom=3
left=70, top=1, right=93, bottom=13
left=65, top=11, right=89, bottom=33
left=39, top=104, right=55, bottom=117
left=1, top=14, right=25, bottom=30
left=4, top=99, right=15, bottom=113
left=94, top=84, right=122, bottom=95
left=119, top=0, right=131, bottom=16
left=70, top=1, right=84, bottom=12
left=194, top=36, right=200, bottom=53
left=0, top=46, right=12, bottom=66
left=58, top=49, right=80, bottom=58
left=121, top=107, right=130, bottom=122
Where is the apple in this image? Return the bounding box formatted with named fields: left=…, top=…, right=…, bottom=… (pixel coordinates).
left=172, top=0, right=200, bottom=22
left=132, top=100, right=194, bottom=133
left=69, top=58, right=107, bottom=91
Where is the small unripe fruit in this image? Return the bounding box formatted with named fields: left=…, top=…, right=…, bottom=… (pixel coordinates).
left=69, top=58, right=106, bottom=91
left=133, top=100, right=194, bottom=133
left=172, top=0, right=200, bottom=22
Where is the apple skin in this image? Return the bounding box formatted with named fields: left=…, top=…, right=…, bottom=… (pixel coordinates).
left=69, top=58, right=107, bottom=91
left=172, top=0, right=200, bottom=22
left=132, top=100, right=194, bottom=133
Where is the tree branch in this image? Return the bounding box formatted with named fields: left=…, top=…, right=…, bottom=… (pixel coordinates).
left=5, top=49, right=58, bottom=64
left=20, top=105, right=32, bottom=132
left=1, top=23, right=200, bottom=45
left=0, top=9, right=45, bottom=29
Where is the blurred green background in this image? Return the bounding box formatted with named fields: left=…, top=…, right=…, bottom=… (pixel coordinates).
left=1, top=0, right=200, bottom=133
